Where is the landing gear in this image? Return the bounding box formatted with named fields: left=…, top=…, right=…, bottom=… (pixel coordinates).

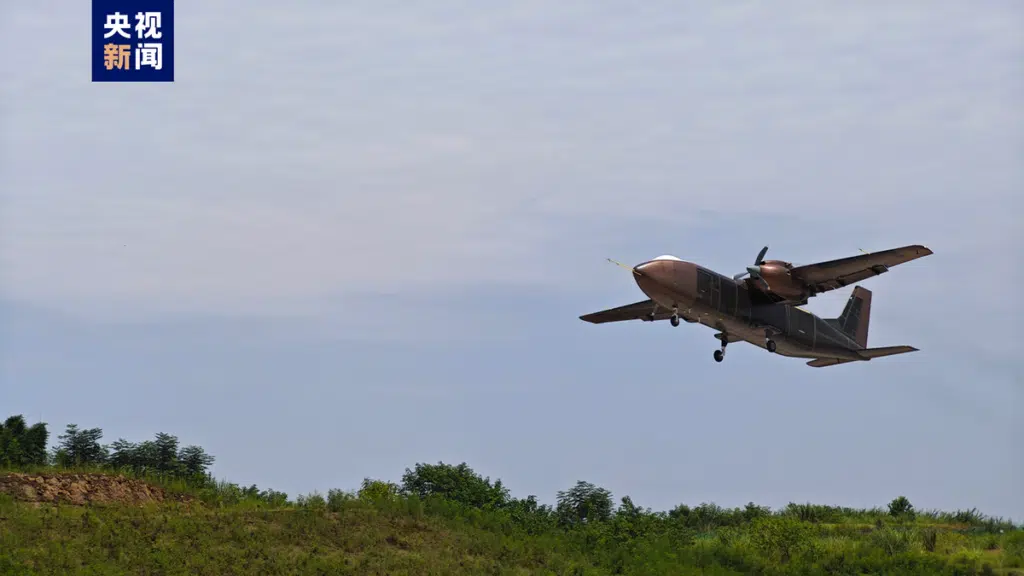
left=713, top=338, right=727, bottom=362
left=763, top=329, right=777, bottom=353
left=670, top=314, right=680, bottom=327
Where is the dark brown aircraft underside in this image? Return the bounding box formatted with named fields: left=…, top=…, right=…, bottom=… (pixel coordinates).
left=580, top=245, right=932, bottom=367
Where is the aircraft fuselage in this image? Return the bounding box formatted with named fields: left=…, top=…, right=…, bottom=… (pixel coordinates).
left=632, top=257, right=863, bottom=360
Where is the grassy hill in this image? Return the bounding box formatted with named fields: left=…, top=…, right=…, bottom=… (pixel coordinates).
left=1, top=468, right=1022, bottom=575
left=1, top=415, right=1021, bottom=575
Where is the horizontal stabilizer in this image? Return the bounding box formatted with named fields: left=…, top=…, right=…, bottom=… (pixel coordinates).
left=806, top=358, right=858, bottom=368
left=856, top=345, right=918, bottom=359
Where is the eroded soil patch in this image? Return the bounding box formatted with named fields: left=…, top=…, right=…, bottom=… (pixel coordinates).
left=0, top=472, right=194, bottom=506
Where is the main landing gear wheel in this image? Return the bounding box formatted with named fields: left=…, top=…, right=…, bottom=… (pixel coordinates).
left=714, top=338, right=727, bottom=363
left=763, top=328, right=777, bottom=353
left=670, top=315, right=680, bottom=327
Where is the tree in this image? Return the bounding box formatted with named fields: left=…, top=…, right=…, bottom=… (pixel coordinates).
left=108, top=438, right=162, bottom=473
left=1, top=415, right=27, bottom=442
left=0, top=415, right=49, bottom=468
left=153, top=432, right=180, bottom=473
left=2, top=414, right=214, bottom=481
left=556, top=480, right=614, bottom=527
left=178, top=445, right=214, bottom=477
left=610, top=495, right=658, bottom=544
left=107, top=439, right=139, bottom=471
left=888, top=496, right=915, bottom=520
left=505, top=495, right=556, bottom=534
left=400, top=462, right=510, bottom=509
left=55, top=424, right=107, bottom=467
left=21, top=421, right=49, bottom=466
left=107, top=435, right=213, bottom=478
left=617, top=495, right=643, bottom=519
left=743, top=501, right=772, bottom=522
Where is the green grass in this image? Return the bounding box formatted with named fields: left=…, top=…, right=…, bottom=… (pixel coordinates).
left=1, top=470, right=1022, bottom=575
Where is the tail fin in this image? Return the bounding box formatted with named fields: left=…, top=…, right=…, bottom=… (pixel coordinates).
left=835, top=286, right=871, bottom=348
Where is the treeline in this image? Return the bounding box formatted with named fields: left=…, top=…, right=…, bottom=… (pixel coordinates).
left=3, top=414, right=1022, bottom=574
left=279, top=463, right=1023, bottom=574
left=1, top=413, right=1017, bottom=533
left=330, top=463, right=1020, bottom=534
left=0, top=414, right=214, bottom=479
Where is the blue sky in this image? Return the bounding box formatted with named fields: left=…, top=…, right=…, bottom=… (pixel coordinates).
left=1, top=2, right=1021, bottom=520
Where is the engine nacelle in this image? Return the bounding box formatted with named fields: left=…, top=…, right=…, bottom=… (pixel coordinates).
left=751, top=260, right=810, bottom=302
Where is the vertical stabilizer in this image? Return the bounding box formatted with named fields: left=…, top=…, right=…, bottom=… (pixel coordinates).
left=836, top=286, right=871, bottom=348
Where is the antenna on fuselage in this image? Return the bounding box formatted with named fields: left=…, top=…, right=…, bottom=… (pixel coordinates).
left=606, top=258, right=640, bottom=276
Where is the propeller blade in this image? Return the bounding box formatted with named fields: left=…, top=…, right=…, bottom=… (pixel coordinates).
left=755, top=246, right=769, bottom=265
left=746, top=265, right=761, bottom=277
left=733, top=271, right=749, bottom=281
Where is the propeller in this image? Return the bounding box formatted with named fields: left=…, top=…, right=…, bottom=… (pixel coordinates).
left=733, top=246, right=769, bottom=282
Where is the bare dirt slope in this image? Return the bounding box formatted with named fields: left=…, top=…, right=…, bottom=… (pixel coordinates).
left=0, top=472, right=193, bottom=505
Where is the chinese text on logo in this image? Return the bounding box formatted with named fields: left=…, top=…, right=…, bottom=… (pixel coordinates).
left=92, top=0, right=174, bottom=82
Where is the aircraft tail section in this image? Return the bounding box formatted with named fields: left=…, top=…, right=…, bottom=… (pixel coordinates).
left=834, top=286, right=871, bottom=348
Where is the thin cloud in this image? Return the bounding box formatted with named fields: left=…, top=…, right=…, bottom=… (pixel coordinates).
left=0, top=1, right=1020, bottom=317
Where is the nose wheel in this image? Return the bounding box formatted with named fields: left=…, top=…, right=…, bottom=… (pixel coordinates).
left=763, top=329, right=777, bottom=353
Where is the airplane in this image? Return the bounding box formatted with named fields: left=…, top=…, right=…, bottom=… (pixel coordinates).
left=579, top=245, right=933, bottom=367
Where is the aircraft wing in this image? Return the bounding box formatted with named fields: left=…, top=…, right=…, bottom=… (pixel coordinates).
left=580, top=299, right=682, bottom=324
left=789, top=245, right=932, bottom=294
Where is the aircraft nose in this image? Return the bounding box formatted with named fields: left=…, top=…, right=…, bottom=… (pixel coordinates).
left=634, top=260, right=671, bottom=281
left=633, top=258, right=698, bottom=303
left=634, top=261, right=663, bottom=277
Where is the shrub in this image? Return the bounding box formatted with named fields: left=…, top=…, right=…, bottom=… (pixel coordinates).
left=921, top=526, right=938, bottom=552
left=888, top=496, right=916, bottom=520
left=749, top=516, right=813, bottom=564
left=358, top=478, right=399, bottom=502
left=1004, top=530, right=1024, bottom=567
left=326, top=488, right=355, bottom=512
left=870, top=527, right=919, bottom=556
